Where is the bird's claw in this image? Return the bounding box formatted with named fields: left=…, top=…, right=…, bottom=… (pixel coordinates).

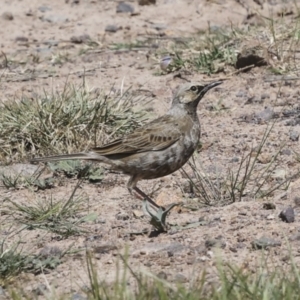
left=142, top=200, right=182, bottom=232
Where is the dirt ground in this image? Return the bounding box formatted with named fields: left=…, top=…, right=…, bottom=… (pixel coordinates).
left=1, top=0, right=300, bottom=298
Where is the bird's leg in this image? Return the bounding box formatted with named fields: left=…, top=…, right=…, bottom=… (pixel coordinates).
left=132, top=187, right=180, bottom=232
left=128, top=177, right=178, bottom=231
left=132, top=187, right=164, bottom=209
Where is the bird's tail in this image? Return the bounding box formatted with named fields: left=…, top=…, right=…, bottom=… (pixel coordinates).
left=31, top=152, right=99, bottom=163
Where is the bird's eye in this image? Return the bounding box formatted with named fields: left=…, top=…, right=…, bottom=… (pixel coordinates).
left=190, top=86, right=197, bottom=92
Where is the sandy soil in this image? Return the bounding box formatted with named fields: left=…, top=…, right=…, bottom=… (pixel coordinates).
left=1, top=0, right=300, bottom=298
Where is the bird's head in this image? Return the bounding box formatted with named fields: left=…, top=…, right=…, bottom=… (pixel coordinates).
left=173, top=81, right=222, bottom=107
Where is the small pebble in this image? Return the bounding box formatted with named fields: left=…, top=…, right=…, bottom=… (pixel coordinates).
left=252, top=236, right=281, bottom=250
left=116, top=2, right=134, bottom=13
left=105, top=24, right=120, bottom=33
left=279, top=206, right=295, bottom=223
left=289, top=130, right=299, bottom=141
left=2, top=12, right=13, bottom=20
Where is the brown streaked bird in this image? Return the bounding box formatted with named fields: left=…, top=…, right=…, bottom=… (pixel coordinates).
left=31, top=81, right=222, bottom=231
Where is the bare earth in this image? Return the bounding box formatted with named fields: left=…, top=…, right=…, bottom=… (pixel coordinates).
left=1, top=0, right=300, bottom=298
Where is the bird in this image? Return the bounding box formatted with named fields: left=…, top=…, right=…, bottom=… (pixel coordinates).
left=31, top=81, right=222, bottom=231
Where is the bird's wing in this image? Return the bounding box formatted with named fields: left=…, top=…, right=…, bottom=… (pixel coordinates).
left=91, top=115, right=182, bottom=155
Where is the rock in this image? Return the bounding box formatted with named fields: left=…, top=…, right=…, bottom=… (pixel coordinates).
left=157, top=271, right=167, bottom=280
left=151, top=23, right=167, bottom=31
left=255, top=107, right=274, bottom=122
left=32, top=284, right=48, bottom=296
left=271, top=168, right=287, bottom=180
left=116, top=2, right=134, bottom=13
left=252, top=236, right=281, bottom=249
left=281, top=149, right=292, bottom=156
left=289, top=130, right=299, bottom=141
left=105, top=25, right=120, bottom=33
left=263, top=203, right=276, bottom=210
left=294, top=197, right=300, bottom=207
left=39, top=246, right=62, bottom=258
left=132, top=209, right=144, bottom=218
left=138, top=0, right=156, bottom=5
left=0, top=286, right=6, bottom=296
left=2, top=12, right=13, bottom=21
left=135, top=242, right=186, bottom=256
left=15, top=36, right=28, bottom=42
left=40, top=14, right=68, bottom=23
left=205, top=237, right=226, bottom=249
left=279, top=206, right=295, bottom=223
left=236, top=43, right=268, bottom=70
left=70, top=34, right=90, bottom=44
left=71, top=293, right=87, bottom=300
left=38, top=6, right=52, bottom=12
left=160, top=56, right=172, bottom=71
left=236, top=90, right=247, bottom=98
left=257, top=153, right=272, bottom=164
left=93, top=244, right=118, bottom=254
left=289, top=233, right=300, bottom=241
left=174, top=273, right=187, bottom=283
left=0, top=163, right=40, bottom=178
left=243, top=13, right=266, bottom=26
left=116, top=212, right=130, bottom=220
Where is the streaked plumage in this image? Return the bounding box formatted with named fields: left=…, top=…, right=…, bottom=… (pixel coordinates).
left=31, top=81, right=222, bottom=230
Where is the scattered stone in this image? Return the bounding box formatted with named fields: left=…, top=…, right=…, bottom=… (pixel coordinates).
left=71, top=293, right=87, bottom=300
left=0, top=286, right=6, bottom=296
left=271, top=168, right=287, bottom=180
left=230, top=157, right=239, bottom=163
left=39, top=246, right=62, bottom=258
left=40, top=14, right=68, bottom=23
left=243, top=13, right=265, bottom=26
left=38, top=6, right=52, bottom=12
left=281, top=149, right=292, bottom=156
left=105, top=24, right=120, bottom=33
left=252, top=236, right=281, bottom=250
left=132, top=209, right=144, bottom=218
left=257, top=153, right=272, bottom=164
left=0, top=163, right=40, bottom=178
left=236, top=44, right=268, bottom=70
left=254, top=107, right=274, bottom=122
left=116, top=2, right=134, bottom=13
left=205, top=237, right=226, bottom=249
left=93, top=244, right=118, bottom=254
left=294, top=197, right=300, bottom=207
left=138, top=0, right=156, bottom=5
left=32, top=284, right=48, bottom=296
left=15, top=36, right=29, bottom=42
left=289, top=130, right=299, bottom=141
left=174, top=273, right=187, bottom=283
left=116, top=212, right=130, bottom=220
left=2, top=12, right=13, bottom=21
left=157, top=271, right=167, bottom=280
left=160, top=56, right=172, bottom=71
left=236, top=90, right=247, bottom=98
left=289, top=233, right=300, bottom=241
left=266, top=214, right=275, bottom=220
left=279, top=206, right=295, bottom=223
left=151, top=23, right=167, bottom=31
left=263, top=203, right=276, bottom=210
left=135, top=242, right=186, bottom=256
left=245, top=96, right=263, bottom=105
left=70, top=34, right=91, bottom=44
left=43, top=40, right=59, bottom=47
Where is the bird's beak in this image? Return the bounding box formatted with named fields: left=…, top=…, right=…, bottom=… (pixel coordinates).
left=203, top=80, right=223, bottom=93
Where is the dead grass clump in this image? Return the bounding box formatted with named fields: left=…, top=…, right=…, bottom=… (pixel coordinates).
left=0, top=82, right=147, bottom=164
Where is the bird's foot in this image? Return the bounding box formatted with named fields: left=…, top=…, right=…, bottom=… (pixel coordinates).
left=142, top=200, right=182, bottom=232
